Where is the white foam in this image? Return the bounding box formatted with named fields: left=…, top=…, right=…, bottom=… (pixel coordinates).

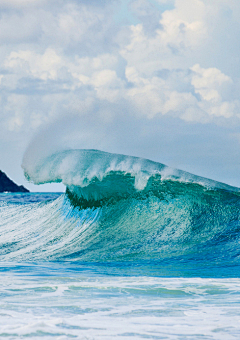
left=0, top=271, right=240, bottom=340
left=22, top=148, right=239, bottom=194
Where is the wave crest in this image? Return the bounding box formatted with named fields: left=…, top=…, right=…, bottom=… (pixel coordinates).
left=22, top=149, right=239, bottom=206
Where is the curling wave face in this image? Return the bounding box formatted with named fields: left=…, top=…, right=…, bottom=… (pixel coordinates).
left=22, top=149, right=239, bottom=204
left=1, top=149, right=240, bottom=276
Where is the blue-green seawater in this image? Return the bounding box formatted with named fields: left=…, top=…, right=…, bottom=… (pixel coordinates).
left=0, top=188, right=240, bottom=339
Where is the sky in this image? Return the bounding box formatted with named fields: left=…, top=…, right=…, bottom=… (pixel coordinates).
left=1, top=0, right=240, bottom=192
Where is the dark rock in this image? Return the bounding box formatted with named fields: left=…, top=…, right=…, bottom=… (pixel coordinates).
left=0, top=170, right=29, bottom=193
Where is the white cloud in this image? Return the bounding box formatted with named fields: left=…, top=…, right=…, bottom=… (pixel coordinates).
left=191, top=64, right=232, bottom=102
left=121, top=0, right=208, bottom=76
left=159, top=0, right=207, bottom=47
left=5, top=49, right=63, bottom=81
left=1, top=0, right=240, bottom=188
left=3, top=43, right=240, bottom=125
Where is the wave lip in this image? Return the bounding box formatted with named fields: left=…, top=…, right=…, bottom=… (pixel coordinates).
left=22, top=148, right=240, bottom=205
left=23, top=149, right=166, bottom=188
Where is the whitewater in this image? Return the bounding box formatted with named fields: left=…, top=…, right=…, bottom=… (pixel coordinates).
left=1, top=149, right=240, bottom=339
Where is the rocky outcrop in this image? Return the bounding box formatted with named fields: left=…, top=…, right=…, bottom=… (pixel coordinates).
left=0, top=170, right=29, bottom=193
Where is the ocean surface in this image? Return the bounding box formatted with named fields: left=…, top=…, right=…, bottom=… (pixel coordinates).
left=1, top=149, right=240, bottom=339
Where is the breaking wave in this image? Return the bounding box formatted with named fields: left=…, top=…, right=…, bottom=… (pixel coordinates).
left=1, top=149, right=240, bottom=277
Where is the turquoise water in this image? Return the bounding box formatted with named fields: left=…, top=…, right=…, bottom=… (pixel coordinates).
left=1, top=149, right=240, bottom=338
left=1, top=260, right=240, bottom=339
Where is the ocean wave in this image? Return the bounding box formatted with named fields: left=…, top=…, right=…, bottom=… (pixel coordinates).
left=0, top=149, right=239, bottom=275
left=22, top=149, right=240, bottom=205
left=0, top=182, right=240, bottom=268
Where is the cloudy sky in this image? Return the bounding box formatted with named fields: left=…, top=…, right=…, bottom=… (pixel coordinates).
left=1, top=0, right=240, bottom=191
